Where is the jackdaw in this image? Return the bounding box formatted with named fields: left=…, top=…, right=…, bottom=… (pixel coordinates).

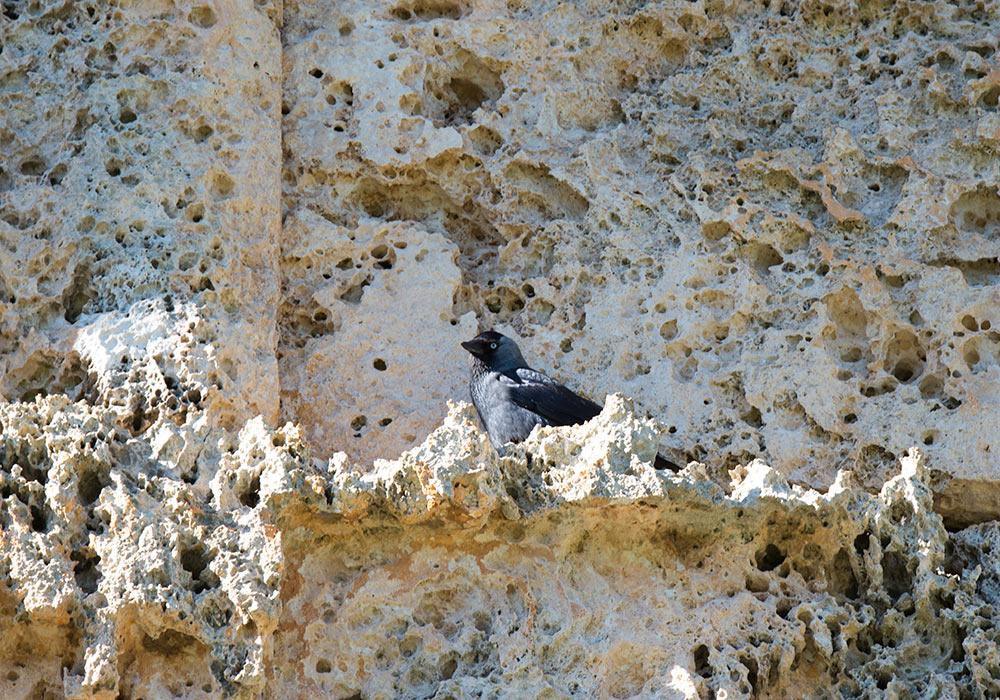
left=461, top=330, right=681, bottom=470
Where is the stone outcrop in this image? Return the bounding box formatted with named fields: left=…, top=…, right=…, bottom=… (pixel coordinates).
left=1, top=0, right=999, bottom=697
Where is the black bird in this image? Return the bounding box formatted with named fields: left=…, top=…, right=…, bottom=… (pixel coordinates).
left=460, top=330, right=680, bottom=470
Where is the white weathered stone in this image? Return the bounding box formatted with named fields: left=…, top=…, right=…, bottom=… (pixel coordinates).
left=1, top=0, right=999, bottom=698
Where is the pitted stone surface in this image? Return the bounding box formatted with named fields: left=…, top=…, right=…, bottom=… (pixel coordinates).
left=0, top=391, right=996, bottom=699
left=0, top=0, right=282, bottom=431
left=2, top=0, right=1000, bottom=698
left=279, top=0, right=1000, bottom=508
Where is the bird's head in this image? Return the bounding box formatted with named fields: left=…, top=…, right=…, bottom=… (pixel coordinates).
left=461, top=330, right=527, bottom=370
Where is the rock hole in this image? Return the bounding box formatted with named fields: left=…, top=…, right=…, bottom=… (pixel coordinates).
left=128, top=395, right=156, bottom=436
left=340, top=279, right=370, bottom=303
left=828, top=547, right=859, bottom=599
left=951, top=627, right=966, bottom=662
left=503, top=161, right=588, bottom=220
left=10, top=443, right=47, bottom=485
left=693, top=644, right=712, bottom=678
left=78, top=468, right=107, bottom=506
left=415, top=0, right=463, bottom=19
left=885, top=329, right=926, bottom=383
left=210, top=172, right=235, bottom=199
left=741, top=406, right=763, bottom=427
left=30, top=505, right=47, bottom=532
left=980, top=85, right=1000, bottom=109
left=469, top=125, right=503, bottom=156
left=119, top=108, right=137, bottom=123
left=143, top=629, right=202, bottom=656
left=315, top=659, right=332, bottom=673
left=740, top=654, right=758, bottom=696
left=62, top=263, right=92, bottom=323
left=194, top=123, right=214, bottom=142
left=946, top=257, right=1000, bottom=286
left=919, top=374, right=944, bottom=400
left=373, top=358, right=387, bottom=371
left=951, top=186, right=1000, bottom=235
left=180, top=543, right=217, bottom=594
left=438, top=654, right=458, bottom=680
left=448, top=77, right=488, bottom=115
left=19, top=156, right=46, bottom=176
left=743, top=241, right=784, bottom=274
left=881, top=550, right=911, bottom=600
left=755, top=544, right=785, bottom=571
left=188, top=6, right=217, bottom=27
left=963, top=344, right=980, bottom=369
left=48, top=163, right=68, bottom=186
left=702, top=220, right=731, bottom=241
left=745, top=572, right=769, bottom=593
left=71, top=549, right=101, bottom=594
left=240, top=473, right=260, bottom=508
left=659, top=319, right=678, bottom=341
left=853, top=533, right=870, bottom=555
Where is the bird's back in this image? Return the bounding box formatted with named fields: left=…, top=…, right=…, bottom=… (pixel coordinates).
left=469, top=360, right=552, bottom=452
left=469, top=358, right=606, bottom=452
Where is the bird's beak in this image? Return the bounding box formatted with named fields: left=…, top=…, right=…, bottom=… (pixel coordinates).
left=461, top=338, right=488, bottom=357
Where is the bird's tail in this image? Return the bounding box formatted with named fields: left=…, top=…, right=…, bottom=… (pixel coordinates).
left=654, top=453, right=682, bottom=471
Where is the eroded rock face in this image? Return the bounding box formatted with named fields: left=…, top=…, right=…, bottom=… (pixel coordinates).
left=2, top=0, right=999, bottom=698
left=1, top=0, right=281, bottom=433
left=278, top=0, right=1000, bottom=503
left=2, top=397, right=993, bottom=698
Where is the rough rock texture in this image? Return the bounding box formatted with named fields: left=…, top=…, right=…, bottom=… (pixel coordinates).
left=1, top=0, right=282, bottom=433
left=2, top=0, right=1000, bottom=698
left=277, top=0, right=1000, bottom=514
left=3, top=396, right=996, bottom=699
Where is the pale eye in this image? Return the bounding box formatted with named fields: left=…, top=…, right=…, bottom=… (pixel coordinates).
left=490, top=342, right=497, bottom=349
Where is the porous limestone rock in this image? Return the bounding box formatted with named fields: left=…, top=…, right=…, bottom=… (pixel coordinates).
left=278, top=0, right=1000, bottom=518
left=1, top=0, right=282, bottom=433
left=2, top=0, right=1000, bottom=698
left=4, top=393, right=995, bottom=699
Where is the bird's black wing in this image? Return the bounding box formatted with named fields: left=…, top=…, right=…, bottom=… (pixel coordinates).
left=655, top=454, right=681, bottom=471
left=500, top=367, right=603, bottom=427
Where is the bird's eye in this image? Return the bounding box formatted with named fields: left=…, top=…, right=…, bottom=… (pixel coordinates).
left=489, top=342, right=497, bottom=349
